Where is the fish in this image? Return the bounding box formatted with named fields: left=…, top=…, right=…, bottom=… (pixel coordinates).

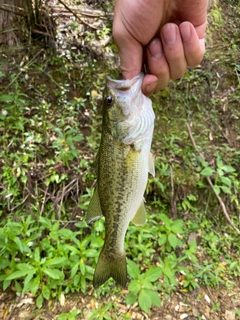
left=86, top=73, right=155, bottom=288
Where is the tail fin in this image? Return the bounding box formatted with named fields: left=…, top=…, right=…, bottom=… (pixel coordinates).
left=93, top=249, right=127, bottom=288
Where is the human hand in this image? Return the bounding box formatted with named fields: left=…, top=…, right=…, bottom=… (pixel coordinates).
left=113, top=0, right=208, bottom=95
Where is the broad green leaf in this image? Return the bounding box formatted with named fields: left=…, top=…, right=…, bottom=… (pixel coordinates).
left=127, top=260, right=140, bottom=278
left=17, top=263, right=35, bottom=271
left=0, top=94, right=14, bottom=102
left=42, top=268, right=64, bottom=280
left=138, top=289, right=152, bottom=314
left=216, top=157, right=224, bottom=169
left=42, top=284, right=50, bottom=300
left=36, top=293, right=43, bottom=308
left=221, top=165, right=235, bottom=173
left=171, top=219, right=184, bottom=233
left=79, top=261, right=85, bottom=276
left=126, top=292, right=137, bottom=305
left=159, top=214, right=170, bottom=228
left=220, top=186, right=231, bottom=194
left=70, top=263, right=79, bottom=279
left=6, top=270, right=30, bottom=280
left=128, top=280, right=141, bottom=294
left=13, top=237, right=24, bottom=253
left=213, top=185, right=220, bottom=195
left=147, top=290, right=161, bottom=307
left=23, top=271, right=35, bottom=294
left=44, top=257, right=67, bottom=267
left=158, top=234, right=167, bottom=246
left=217, top=168, right=224, bottom=177
left=168, top=233, right=178, bottom=249
left=143, top=267, right=162, bottom=282
left=164, top=268, right=178, bottom=285
left=141, top=277, right=153, bottom=290
left=73, top=274, right=80, bottom=287
left=200, top=167, right=214, bottom=177
left=34, top=247, right=40, bottom=262
left=220, top=176, right=232, bottom=186
left=3, top=279, right=11, bottom=291
left=15, top=280, right=22, bottom=292
left=30, top=275, right=40, bottom=295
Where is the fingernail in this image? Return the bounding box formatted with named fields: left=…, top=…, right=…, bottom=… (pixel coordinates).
left=162, top=23, right=177, bottom=45
left=180, top=22, right=191, bottom=42
left=145, top=81, right=157, bottom=95
left=148, top=39, right=163, bottom=59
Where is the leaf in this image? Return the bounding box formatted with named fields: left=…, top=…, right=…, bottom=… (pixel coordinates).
left=220, top=176, right=232, bottom=186
left=22, top=271, right=35, bottom=294
left=127, top=260, right=140, bottom=278
left=70, top=263, right=79, bottom=279
left=0, top=94, right=14, bottom=102
left=159, top=214, right=170, bottom=228
left=3, top=279, right=11, bottom=291
left=147, top=290, right=161, bottom=307
left=221, top=165, right=235, bottom=173
left=42, top=268, right=64, bottom=280
left=42, top=284, right=50, bottom=300
left=213, top=185, right=220, bottom=195
left=138, top=289, right=152, bottom=314
left=168, top=233, right=179, bottom=249
left=171, top=219, right=184, bottom=233
left=128, top=280, right=141, bottom=294
left=44, top=257, right=67, bottom=267
left=143, top=267, right=162, bottom=282
left=13, top=237, right=24, bottom=253
left=36, top=293, right=43, bottom=308
left=6, top=270, right=30, bottom=280
left=158, top=234, right=167, bottom=246
left=200, top=167, right=214, bottom=177
left=126, top=292, right=137, bottom=305
left=220, top=186, right=231, bottom=194
left=30, top=275, right=40, bottom=295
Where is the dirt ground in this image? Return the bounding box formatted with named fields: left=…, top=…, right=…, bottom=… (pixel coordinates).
left=1, top=281, right=239, bottom=320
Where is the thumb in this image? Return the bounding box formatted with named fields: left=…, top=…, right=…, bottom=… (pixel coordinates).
left=113, top=28, right=143, bottom=80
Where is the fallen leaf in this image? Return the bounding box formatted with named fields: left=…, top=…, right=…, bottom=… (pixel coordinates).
left=225, top=310, right=235, bottom=320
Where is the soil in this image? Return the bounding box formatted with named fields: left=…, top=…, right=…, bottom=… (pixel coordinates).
left=1, top=282, right=239, bottom=319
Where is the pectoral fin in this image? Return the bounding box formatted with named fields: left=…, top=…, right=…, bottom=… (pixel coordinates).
left=86, top=185, right=103, bottom=224
left=131, top=200, right=146, bottom=226
left=148, top=152, right=155, bottom=177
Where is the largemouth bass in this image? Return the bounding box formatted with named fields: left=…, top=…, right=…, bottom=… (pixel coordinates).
left=87, top=73, right=155, bottom=288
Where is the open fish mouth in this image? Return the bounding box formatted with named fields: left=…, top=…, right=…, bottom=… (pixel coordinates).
left=106, top=74, right=144, bottom=116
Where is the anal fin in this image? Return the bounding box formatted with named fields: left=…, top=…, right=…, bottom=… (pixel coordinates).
left=131, top=200, right=146, bottom=226
left=86, top=185, right=103, bottom=224
left=148, top=152, right=155, bottom=177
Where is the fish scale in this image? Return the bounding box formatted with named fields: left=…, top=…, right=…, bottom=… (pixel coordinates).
left=86, top=73, right=155, bottom=288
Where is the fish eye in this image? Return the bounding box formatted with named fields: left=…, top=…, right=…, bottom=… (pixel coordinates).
left=106, top=95, right=114, bottom=106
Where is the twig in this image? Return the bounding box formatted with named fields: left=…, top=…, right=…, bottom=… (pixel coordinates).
left=187, top=123, right=240, bottom=233
left=9, top=195, right=29, bottom=212
left=0, top=5, right=26, bottom=16
left=57, top=0, right=98, bottom=29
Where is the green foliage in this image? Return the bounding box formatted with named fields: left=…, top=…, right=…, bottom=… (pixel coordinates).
left=58, top=309, right=81, bottom=320
left=0, top=2, right=239, bottom=317
left=157, top=214, right=184, bottom=252
left=126, top=260, right=161, bottom=314
left=0, top=216, right=102, bottom=306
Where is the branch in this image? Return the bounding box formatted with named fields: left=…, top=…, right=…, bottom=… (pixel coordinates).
left=0, top=5, right=26, bottom=16
left=58, top=0, right=98, bottom=29
left=187, top=123, right=240, bottom=233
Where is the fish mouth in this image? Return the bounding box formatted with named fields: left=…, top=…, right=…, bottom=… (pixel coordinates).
left=106, top=73, right=144, bottom=116
left=107, top=73, right=144, bottom=94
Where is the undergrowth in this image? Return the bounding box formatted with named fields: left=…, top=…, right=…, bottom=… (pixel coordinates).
left=0, top=0, right=240, bottom=318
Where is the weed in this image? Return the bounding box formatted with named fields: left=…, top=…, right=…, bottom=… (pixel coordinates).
left=126, top=260, right=161, bottom=314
